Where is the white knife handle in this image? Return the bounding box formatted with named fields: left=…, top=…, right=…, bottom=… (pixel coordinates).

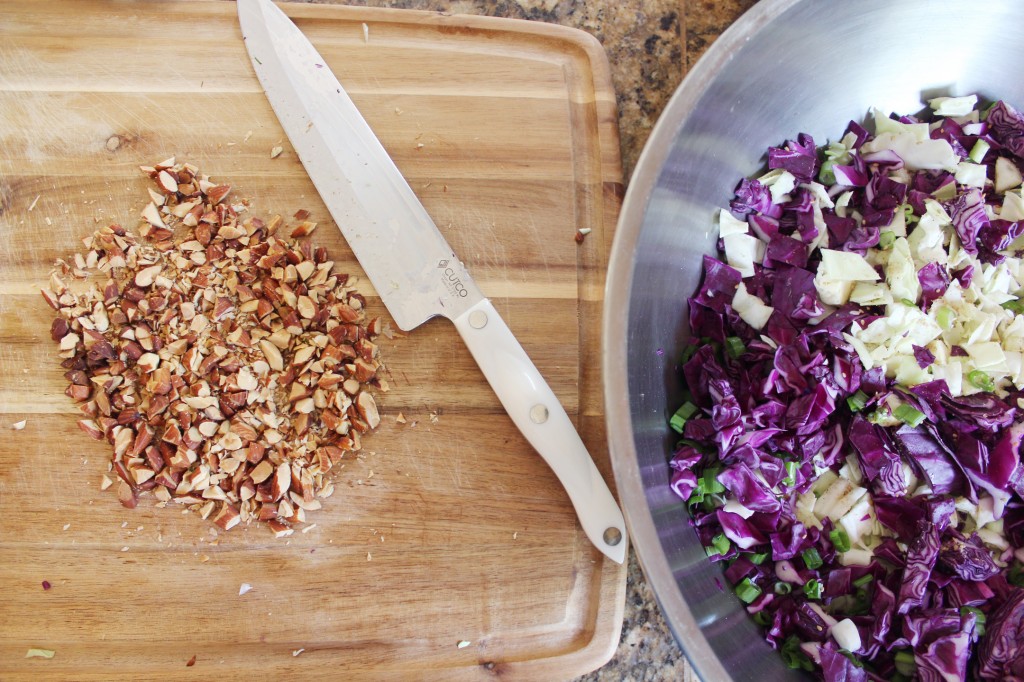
left=452, top=298, right=628, bottom=564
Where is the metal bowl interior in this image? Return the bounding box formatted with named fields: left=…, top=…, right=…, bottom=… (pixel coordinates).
left=603, top=0, right=1024, bottom=679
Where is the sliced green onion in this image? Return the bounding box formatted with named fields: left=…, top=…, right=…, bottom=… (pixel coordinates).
left=680, top=343, right=699, bottom=363
left=774, top=581, right=793, bottom=595
left=902, top=203, right=919, bottom=226
left=1002, top=298, right=1024, bottom=315
left=878, top=230, right=896, bottom=249
left=803, top=579, right=822, bottom=600
left=706, top=533, right=730, bottom=557
left=893, top=403, right=926, bottom=428
left=968, top=369, right=995, bottom=393
left=960, top=606, right=987, bottom=636
left=901, top=297, right=917, bottom=307
left=818, top=161, right=836, bottom=186
left=969, top=139, right=991, bottom=163
left=846, top=390, right=869, bottom=413
left=735, top=577, right=762, bottom=604
left=702, top=467, right=725, bottom=495
left=894, top=649, right=917, bottom=676
left=669, top=401, right=699, bottom=434
left=936, top=306, right=956, bottom=330
left=801, top=548, right=823, bottom=570
left=829, top=528, right=851, bottom=553
left=852, top=573, right=874, bottom=589
left=752, top=610, right=771, bottom=626
left=725, top=336, right=747, bottom=359
left=780, top=636, right=815, bottom=671
left=749, top=552, right=769, bottom=565
left=1008, top=562, right=1024, bottom=587
left=782, top=460, right=798, bottom=487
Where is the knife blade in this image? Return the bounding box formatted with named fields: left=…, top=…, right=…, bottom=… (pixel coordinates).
left=237, top=0, right=627, bottom=564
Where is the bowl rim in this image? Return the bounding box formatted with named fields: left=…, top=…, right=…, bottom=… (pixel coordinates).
left=602, top=0, right=801, bottom=678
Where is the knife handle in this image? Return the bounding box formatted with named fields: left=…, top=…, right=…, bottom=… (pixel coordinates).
left=452, top=298, right=628, bottom=564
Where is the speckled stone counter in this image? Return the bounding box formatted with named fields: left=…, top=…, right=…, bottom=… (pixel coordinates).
left=304, top=0, right=760, bottom=678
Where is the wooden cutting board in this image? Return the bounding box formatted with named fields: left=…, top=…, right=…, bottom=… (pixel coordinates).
left=0, top=1, right=626, bottom=679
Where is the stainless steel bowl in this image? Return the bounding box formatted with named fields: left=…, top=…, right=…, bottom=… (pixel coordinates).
left=603, top=0, right=1024, bottom=679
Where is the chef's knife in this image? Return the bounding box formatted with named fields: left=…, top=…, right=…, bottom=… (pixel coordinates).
left=238, top=0, right=627, bottom=563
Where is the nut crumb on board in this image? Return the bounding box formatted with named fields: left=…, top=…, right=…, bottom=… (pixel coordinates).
left=43, top=159, right=386, bottom=538
left=239, top=582, right=252, bottom=596
left=11, top=419, right=26, bottom=430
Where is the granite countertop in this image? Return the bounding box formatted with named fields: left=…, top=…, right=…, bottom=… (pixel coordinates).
left=317, top=0, right=759, bottom=678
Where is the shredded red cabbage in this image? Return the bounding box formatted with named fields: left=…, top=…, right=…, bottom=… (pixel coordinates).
left=671, top=98, right=1024, bottom=680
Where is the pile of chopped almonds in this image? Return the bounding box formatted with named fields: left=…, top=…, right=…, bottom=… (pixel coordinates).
left=42, top=158, right=385, bottom=537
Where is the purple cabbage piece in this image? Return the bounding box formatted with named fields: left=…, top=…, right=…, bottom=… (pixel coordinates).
left=768, top=133, right=818, bottom=182
left=771, top=266, right=823, bottom=321
left=874, top=496, right=925, bottom=541
left=939, top=531, right=1001, bottom=581
left=896, top=522, right=941, bottom=615
left=848, top=415, right=907, bottom=496
left=941, top=392, right=1017, bottom=434
left=769, top=521, right=807, bottom=561
left=784, top=383, right=836, bottom=437
left=917, top=262, right=951, bottom=309
left=717, top=508, right=768, bottom=549
left=979, top=219, right=1024, bottom=254
left=833, top=163, right=869, bottom=187
left=891, top=424, right=969, bottom=497
left=914, top=613, right=975, bottom=682
left=977, top=589, right=1024, bottom=680
left=693, top=255, right=742, bottom=313
left=825, top=211, right=857, bottom=248
left=718, top=462, right=781, bottom=513
left=870, top=583, right=897, bottom=646
left=952, top=264, right=974, bottom=289
left=987, top=100, right=1024, bottom=158
left=820, top=645, right=868, bottom=682
left=731, top=178, right=782, bottom=218
left=764, top=235, right=810, bottom=269
left=914, top=345, right=936, bottom=369
left=947, top=189, right=991, bottom=255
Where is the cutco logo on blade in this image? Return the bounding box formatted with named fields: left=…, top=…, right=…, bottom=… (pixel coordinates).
left=438, top=259, right=469, bottom=298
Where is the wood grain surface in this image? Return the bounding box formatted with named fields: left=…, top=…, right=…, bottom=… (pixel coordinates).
left=0, top=1, right=626, bottom=679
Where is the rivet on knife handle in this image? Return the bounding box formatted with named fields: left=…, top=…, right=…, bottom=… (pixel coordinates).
left=453, top=299, right=628, bottom=563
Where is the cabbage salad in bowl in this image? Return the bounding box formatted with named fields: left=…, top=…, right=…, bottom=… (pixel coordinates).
left=670, top=95, right=1024, bottom=681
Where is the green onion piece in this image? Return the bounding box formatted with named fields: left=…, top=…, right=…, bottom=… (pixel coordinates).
left=818, top=161, right=836, bottom=186
left=936, top=306, right=956, bottom=330
left=669, top=401, right=699, bottom=434
left=706, top=533, right=730, bottom=557
left=752, top=610, right=771, bottom=626
left=803, top=579, right=823, bottom=600
left=894, top=650, right=917, bottom=676
left=782, top=460, right=798, bottom=487
left=680, top=343, right=699, bottom=363
left=902, top=203, right=919, bottom=226
left=774, top=581, right=793, bottom=595
left=1008, top=562, right=1024, bottom=587
left=801, top=548, right=823, bottom=570
left=901, top=297, right=917, bottom=307
left=893, top=403, right=927, bottom=428
left=749, top=552, right=769, bottom=565
left=780, top=636, right=815, bottom=671
left=702, top=467, right=726, bottom=495
left=878, top=230, right=896, bottom=249
left=968, top=369, right=995, bottom=393
left=852, top=573, right=874, bottom=589
left=735, top=577, right=762, bottom=604
left=1002, top=298, right=1024, bottom=315
left=725, top=336, right=747, bottom=359
left=960, top=606, right=987, bottom=636
left=846, top=390, right=869, bottom=413
left=829, top=528, right=851, bottom=553
left=970, top=139, right=991, bottom=163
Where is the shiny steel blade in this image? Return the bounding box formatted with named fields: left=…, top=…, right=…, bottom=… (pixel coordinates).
left=237, top=0, right=481, bottom=330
